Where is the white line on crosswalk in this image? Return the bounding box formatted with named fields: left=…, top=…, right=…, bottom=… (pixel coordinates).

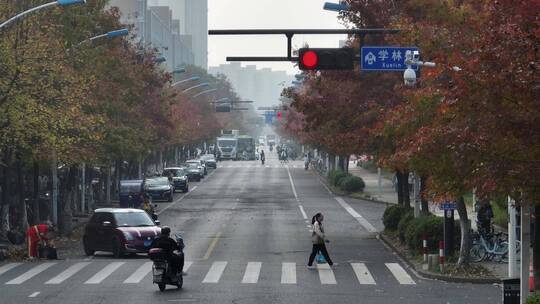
left=123, top=262, right=153, bottom=284
left=351, top=263, right=376, bottom=285
left=385, top=263, right=415, bottom=285
left=5, top=263, right=56, bottom=285
left=202, top=261, right=227, bottom=283
left=241, top=262, right=261, bottom=284
left=84, top=262, right=125, bottom=284
left=281, top=262, right=296, bottom=284
left=0, top=263, right=21, bottom=277
left=317, top=263, right=337, bottom=284
left=46, top=262, right=90, bottom=284
left=28, top=291, right=40, bottom=298
left=184, top=261, right=193, bottom=272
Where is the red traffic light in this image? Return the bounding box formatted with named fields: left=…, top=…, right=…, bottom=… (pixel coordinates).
left=298, top=48, right=355, bottom=70
left=277, top=111, right=283, bottom=120
left=300, top=50, right=318, bottom=70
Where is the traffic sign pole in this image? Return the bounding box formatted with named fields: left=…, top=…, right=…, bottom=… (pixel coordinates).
left=444, top=208, right=455, bottom=257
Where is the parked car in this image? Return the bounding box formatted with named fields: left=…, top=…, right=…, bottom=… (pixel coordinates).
left=83, top=208, right=161, bottom=258
left=200, top=154, right=217, bottom=169
left=187, top=159, right=207, bottom=175
left=162, top=167, right=189, bottom=193
left=119, top=180, right=144, bottom=208
left=182, top=163, right=202, bottom=181
left=144, top=177, right=174, bottom=202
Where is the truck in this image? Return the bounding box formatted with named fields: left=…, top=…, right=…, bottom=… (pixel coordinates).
left=266, top=134, right=276, bottom=147
left=237, top=135, right=256, bottom=160
left=216, top=136, right=238, bottom=160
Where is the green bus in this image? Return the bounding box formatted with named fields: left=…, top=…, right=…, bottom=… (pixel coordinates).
left=237, top=135, right=256, bottom=160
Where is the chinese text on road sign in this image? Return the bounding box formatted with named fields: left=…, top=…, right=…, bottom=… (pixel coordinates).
left=361, top=46, right=419, bottom=71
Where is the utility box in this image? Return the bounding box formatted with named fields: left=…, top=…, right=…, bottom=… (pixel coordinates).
left=503, top=278, right=520, bottom=304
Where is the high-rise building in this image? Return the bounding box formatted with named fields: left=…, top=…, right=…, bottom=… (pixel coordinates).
left=183, top=0, right=208, bottom=69
left=108, top=0, right=196, bottom=71
left=209, top=63, right=294, bottom=108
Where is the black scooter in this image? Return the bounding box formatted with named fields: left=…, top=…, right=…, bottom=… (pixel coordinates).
left=149, top=234, right=185, bottom=291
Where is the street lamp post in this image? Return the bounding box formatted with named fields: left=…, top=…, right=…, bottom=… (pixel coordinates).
left=0, top=0, right=86, bottom=30
left=75, top=28, right=128, bottom=46
left=192, top=88, right=217, bottom=98
left=172, top=76, right=200, bottom=87
left=182, top=83, right=209, bottom=93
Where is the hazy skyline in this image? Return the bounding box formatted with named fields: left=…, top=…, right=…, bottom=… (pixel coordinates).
left=208, top=0, right=348, bottom=75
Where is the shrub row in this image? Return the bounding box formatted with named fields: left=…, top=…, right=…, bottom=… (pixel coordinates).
left=328, top=169, right=365, bottom=193
left=383, top=205, right=460, bottom=254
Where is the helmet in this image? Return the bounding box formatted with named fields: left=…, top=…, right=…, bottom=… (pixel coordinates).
left=161, top=226, right=171, bottom=236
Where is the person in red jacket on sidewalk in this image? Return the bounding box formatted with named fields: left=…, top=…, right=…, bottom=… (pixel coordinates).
left=27, top=222, right=53, bottom=258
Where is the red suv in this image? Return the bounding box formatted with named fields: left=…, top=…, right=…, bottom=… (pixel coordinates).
left=83, top=208, right=161, bottom=258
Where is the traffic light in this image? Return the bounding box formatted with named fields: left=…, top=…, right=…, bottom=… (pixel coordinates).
left=298, top=47, right=355, bottom=70
left=277, top=111, right=283, bottom=121
left=215, top=103, right=231, bottom=112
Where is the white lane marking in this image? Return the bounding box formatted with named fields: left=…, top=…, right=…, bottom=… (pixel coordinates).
left=157, top=169, right=214, bottom=215
left=241, top=262, right=261, bottom=284
left=46, top=262, right=90, bottom=284
left=281, top=262, right=296, bottom=284
left=265, top=165, right=270, bottom=168
left=123, top=262, right=153, bottom=283
left=0, top=263, right=21, bottom=276
left=385, top=263, right=416, bottom=285
left=202, top=261, right=227, bottom=283
left=298, top=205, right=308, bottom=219
left=335, top=197, right=378, bottom=233
left=286, top=165, right=298, bottom=200
left=351, top=263, right=376, bottom=285
left=84, top=262, right=125, bottom=284
left=5, top=263, right=56, bottom=285
left=28, top=291, right=40, bottom=298
left=317, top=263, right=337, bottom=284
left=183, top=261, right=193, bottom=272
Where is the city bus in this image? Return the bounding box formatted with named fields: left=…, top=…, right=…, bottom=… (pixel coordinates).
left=237, top=135, right=256, bottom=160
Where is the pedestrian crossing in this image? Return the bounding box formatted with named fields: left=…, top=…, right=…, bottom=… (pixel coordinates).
left=0, top=260, right=416, bottom=287
left=217, top=164, right=303, bottom=169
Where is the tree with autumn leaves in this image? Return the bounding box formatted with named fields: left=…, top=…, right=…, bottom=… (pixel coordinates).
left=0, top=1, right=241, bottom=235
left=282, top=0, right=539, bottom=268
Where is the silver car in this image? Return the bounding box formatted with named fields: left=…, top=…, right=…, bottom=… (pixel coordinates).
left=186, top=159, right=207, bottom=176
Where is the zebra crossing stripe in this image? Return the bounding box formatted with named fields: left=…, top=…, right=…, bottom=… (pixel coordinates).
left=46, top=262, right=90, bottom=284
left=385, top=263, right=415, bottom=285
left=84, top=262, right=125, bottom=284
left=281, top=262, right=296, bottom=284
left=351, top=263, right=376, bottom=285
left=241, top=262, right=261, bottom=284
left=5, top=263, right=56, bottom=285
left=123, top=262, right=153, bottom=284
left=0, top=263, right=21, bottom=277
left=317, top=263, right=337, bottom=284
left=202, top=261, right=227, bottom=283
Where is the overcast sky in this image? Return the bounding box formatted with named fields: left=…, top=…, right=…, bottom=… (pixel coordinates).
left=208, top=0, right=348, bottom=75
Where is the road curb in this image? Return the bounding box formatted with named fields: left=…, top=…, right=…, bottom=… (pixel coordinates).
left=377, top=233, right=502, bottom=284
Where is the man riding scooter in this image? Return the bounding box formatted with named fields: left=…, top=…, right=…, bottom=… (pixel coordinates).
left=150, top=227, right=184, bottom=276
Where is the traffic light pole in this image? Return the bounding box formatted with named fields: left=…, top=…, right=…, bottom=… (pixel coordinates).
left=208, top=29, right=399, bottom=63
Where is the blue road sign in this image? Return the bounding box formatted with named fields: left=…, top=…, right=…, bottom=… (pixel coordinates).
left=361, top=46, right=419, bottom=71
left=440, top=202, right=457, bottom=210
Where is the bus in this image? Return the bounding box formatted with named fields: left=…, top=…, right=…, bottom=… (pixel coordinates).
left=216, top=136, right=238, bottom=160
left=237, top=135, right=256, bottom=160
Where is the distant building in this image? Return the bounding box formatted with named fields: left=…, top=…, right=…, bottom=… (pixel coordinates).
left=209, top=63, right=294, bottom=108
left=108, top=0, right=200, bottom=71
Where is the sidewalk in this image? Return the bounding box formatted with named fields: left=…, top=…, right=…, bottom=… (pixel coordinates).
left=348, top=162, right=508, bottom=280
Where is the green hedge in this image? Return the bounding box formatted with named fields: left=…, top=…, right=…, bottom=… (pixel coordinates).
left=405, top=216, right=444, bottom=253
left=339, top=175, right=365, bottom=193
left=527, top=293, right=540, bottom=304
left=397, top=210, right=414, bottom=242
left=383, top=205, right=408, bottom=231
left=328, top=170, right=348, bottom=187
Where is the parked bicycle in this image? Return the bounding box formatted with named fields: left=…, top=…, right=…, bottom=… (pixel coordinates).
left=469, top=230, right=520, bottom=263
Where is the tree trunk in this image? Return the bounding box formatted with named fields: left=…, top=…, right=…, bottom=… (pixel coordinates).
left=0, top=155, right=9, bottom=236
left=106, top=164, right=111, bottom=205
left=420, top=175, right=430, bottom=215
left=396, top=171, right=404, bottom=206
left=534, top=206, right=540, bottom=290
left=402, top=171, right=411, bottom=208
left=456, top=196, right=470, bottom=266
left=32, top=161, right=40, bottom=224
left=16, top=159, right=28, bottom=232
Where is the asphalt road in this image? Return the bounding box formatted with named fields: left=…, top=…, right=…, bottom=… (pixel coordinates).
left=0, top=154, right=501, bottom=304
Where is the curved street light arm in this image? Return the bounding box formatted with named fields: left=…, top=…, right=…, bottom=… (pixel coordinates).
left=0, top=0, right=86, bottom=30
left=172, top=76, right=200, bottom=87
left=182, top=83, right=209, bottom=93
left=192, top=88, right=218, bottom=98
